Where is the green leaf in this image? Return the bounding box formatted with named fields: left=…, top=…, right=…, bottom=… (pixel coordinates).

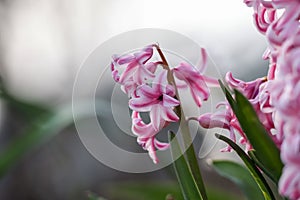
left=234, top=90, right=283, bottom=183
left=219, top=80, right=283, bottom=183
left=212, top=160, right=264, bottom=200
left=248, top=150, right=275, bottom=183
left=178, top=117, right=207, bottom=199
left=104, top=181, right=242, bottom=200
left=105, top=181, right=183, bottom=200
left=215, top=134, right=275, bottom=200
left=169, top=131, right=203, bottom=200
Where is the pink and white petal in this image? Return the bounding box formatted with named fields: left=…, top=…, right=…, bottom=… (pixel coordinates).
left=202, top=76, right=219, bottom=87
left=152, top=70, right=168, bottom=93
left=154, top=138, right=170, bottom=150
left=150, top=105, right=163, bottom=131
left=173, top=63, right=193, bottom=79
left=162, top=94, right=180, bottom=107
left=134, top=45, right=154, bottom=64
left=174, top=78, right=188, bottom=89
left=121, top=80, right=137, bottom=97
left=133, top=66, right=155, bottom=85
left=131, top=111, right=158, bottom=139
left=279, top=165, right=300, bottom=199
left=129, top=97, right=158, bottom=112
left=119, top=61, right=138, bottom=83
left=132, top=119, right=151, bottom=137
left=145, top=138, right=159, bottom=164
left=112, top=69, right=120, bottom=82
left=136, top=84, right=159, bottom=98
left=145, top=61, right=161, bottom=73
left=189, top=82, right=210, bottom=107
left=161, top=107, right=180, bottom=122
left=191, top=79, right=210, bottom=99
left=197, top=48, right=208, bottom=73
left=198, top=113, right=230, bottom=129
left=112, top=54, right=135, bottom=65
left=165, top=84, right=176, bottom=97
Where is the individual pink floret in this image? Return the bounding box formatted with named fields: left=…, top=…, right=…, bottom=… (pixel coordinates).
left=129, top=70, right=180, bottom=131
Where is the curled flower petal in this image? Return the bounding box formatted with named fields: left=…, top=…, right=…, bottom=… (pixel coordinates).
left=112, top=54, right=135, bottom=65
left=173, top=62, right=213, bottom=107
left=198, top=48, right=208, bottom=73
left=129, top=70, right=180, bottom=131
left=225, top=72, right=266, bottom=99
left=131, top=111, right=170, bottom=163
left=134, top=45, right=154, bottom=64
left=162, top=94, right=180, bottom=107
left=111, top=45, right=156, bottom=97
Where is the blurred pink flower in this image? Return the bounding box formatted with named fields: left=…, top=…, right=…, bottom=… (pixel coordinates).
left=254, top=5, right=276, bottom=34
left=245, top=0, right=300, bottom=198
left=279, top=134, right=300, bottom=199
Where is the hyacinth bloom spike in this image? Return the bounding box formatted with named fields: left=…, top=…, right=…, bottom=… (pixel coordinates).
left=279, top=134, right=300, bottom=199
left=244, top=0, right=300, bottom=198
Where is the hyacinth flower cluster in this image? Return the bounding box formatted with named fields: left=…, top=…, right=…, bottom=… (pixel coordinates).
left=110, top=1, right=300, bottom=198
left=190, top=0, right=300, bottom=198
left=242, top=0, right=300, bottom=199
left=111, top=44, right=219, bottom=163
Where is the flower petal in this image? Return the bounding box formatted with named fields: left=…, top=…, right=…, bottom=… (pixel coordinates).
left=150, top=105, right=162, bottom=131
left=162, top=94, right=180, bottom=107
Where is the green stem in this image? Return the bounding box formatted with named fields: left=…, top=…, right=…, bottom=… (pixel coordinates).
left=155, top=44, right=207, bottom=200
left=180, top=115, right=207, bottom=200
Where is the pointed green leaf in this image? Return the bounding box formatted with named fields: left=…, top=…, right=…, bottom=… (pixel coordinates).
left=218, top=80, right=237, bottom=110
left=215, top=134, right=275, bottom=200
left=104, top=181, right=243, bottom=200
left=234, top=90, right=283, bottom=183
left=212, top=160, right=264, bottom=200
left=248, top=150, right=276, bottom=183
left=169, top=131, right=203, bottom=200
left=218, top=80, right=283, bottom=183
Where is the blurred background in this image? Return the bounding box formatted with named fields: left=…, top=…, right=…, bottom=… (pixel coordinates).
left=0, top=0, right=269, bottom=199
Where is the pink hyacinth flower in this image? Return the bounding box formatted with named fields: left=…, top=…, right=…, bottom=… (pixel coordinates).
left=172, top=62, right=215, bottom=107
left=111, top=45, right=157, bottom=96
left=225, top=72, right=267, bottom=100
left=254, top=5, right=276, bottom=34
left=172, top=48, right=218, bottom=107
left=131, top=111, right=169, bottom=164
left=197, top=103, right=249, bottom=152
left=129, top=70, right=180, bottom=131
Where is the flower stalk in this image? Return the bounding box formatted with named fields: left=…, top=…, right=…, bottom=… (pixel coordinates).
left=154, top=45, right=207, bottom=199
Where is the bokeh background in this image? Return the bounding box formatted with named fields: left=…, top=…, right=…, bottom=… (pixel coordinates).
left=0, top=0, right=268, bottom=199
